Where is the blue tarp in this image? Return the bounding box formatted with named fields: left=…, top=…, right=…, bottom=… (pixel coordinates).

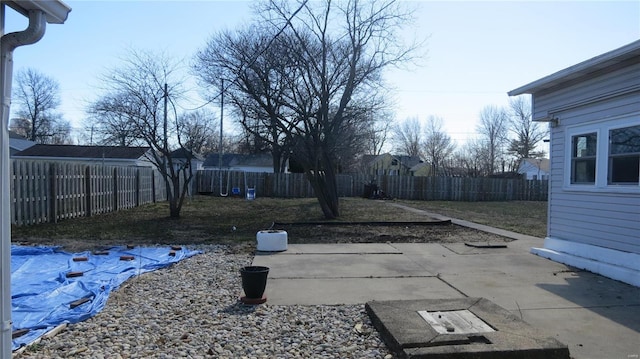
left=11, top=245, right=201, bottom=351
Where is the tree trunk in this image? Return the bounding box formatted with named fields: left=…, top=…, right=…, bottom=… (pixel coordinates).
left=168, top=177, right=181, bottom=218
left=169, top=197, right=180, bottom=218
left=306, top=165, right=339, bottom=219
left=272, top=147, right=283, bottom=173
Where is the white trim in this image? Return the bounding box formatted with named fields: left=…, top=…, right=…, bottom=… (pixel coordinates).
left=5, top=0, right=71, bottom=24
left=563, top=114, right=640, bottom=193
left=531, top=237, right=640, bottom=287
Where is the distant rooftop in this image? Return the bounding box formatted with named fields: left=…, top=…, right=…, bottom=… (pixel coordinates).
left=203, top=153, right=273, bottom=168
left=14, top=144, right=151, bottom=160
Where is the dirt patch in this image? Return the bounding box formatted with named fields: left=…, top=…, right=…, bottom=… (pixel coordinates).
left=281, top=222, right=511, bottom=245
left=14, top=223, right=510, bottom=254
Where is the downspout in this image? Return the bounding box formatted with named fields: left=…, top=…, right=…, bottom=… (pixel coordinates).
left=1, top=9, right=46, bottom=357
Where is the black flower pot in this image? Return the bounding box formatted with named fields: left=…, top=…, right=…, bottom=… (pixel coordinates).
left=240, top=266, right=269, bottom=304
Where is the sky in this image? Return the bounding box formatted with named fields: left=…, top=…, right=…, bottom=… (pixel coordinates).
left=4, top=0, right=640, bottom=149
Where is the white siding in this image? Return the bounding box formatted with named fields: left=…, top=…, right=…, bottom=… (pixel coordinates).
left=542, top=63, right=640, bottom=254
left=532, top=61, right=640, bottom=121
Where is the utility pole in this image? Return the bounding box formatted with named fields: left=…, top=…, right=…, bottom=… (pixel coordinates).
left=218, top=78, right=227, bottom=196
left=164, top=83, right=168, bottom=154
left=219, top=78, right=224, bottom=172
left=162, top=83, right=169, bottom=197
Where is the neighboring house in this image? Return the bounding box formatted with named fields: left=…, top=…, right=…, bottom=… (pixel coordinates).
left=12, top=144, right=154, bottom=167
left=170, top=148, right=205, bottom=196
left=363, top=153, right=423, bottom=176
left=508, top=40, right=640, bottom=286
left=170, top=148, right=204, bottom=173
left=409, top=161, right=431, bottom=177
left=517, top=158, right=550, bottom=180
left=9, top=131, right=36, bottom=156
left=202, top=153, right=280, bottom=173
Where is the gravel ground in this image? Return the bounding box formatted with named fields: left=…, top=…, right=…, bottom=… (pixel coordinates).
left=14, top=245, right=395, bottom=359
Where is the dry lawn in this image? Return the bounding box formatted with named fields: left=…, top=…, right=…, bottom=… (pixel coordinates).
left=11, top=197, right=546, bottom=252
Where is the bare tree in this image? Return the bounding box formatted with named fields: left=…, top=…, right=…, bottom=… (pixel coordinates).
left=194, top=25, right=295, bottom=173
left=422, top=116, right=456, bottom=176
left=364, top=110, right=393, bottom=156
left=197, top=0, right=417, bottom=219
left=507, top=96, right=547, bottom=160
left=11, top=68, right=71, bottom=143
left=272, top=0, right=416, bottom=218
left=451, top=140, right=485, bottom=177
left=393, top=117, right=422, bottom=157
left=476, top=105, right=509, bottom=175
left=177, top=109, right=220, bottom=156
left=89, top=49, right=196, bottom=218
left=85, top=92, right=142, bottom=146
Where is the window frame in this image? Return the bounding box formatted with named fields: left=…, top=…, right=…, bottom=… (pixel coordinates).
left=570, top=132, right=598, bottom=185
left=564, top=115, right=640, bottom=193
left=608, top=124, right=640, bottom=185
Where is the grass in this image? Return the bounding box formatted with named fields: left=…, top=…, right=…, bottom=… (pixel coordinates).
left=11, top=196, right=547, bottom=250
left=397, top=200, right=548, bottom=238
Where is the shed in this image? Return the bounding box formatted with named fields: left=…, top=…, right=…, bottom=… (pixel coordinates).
left=508, top=40, right=640, bottom=286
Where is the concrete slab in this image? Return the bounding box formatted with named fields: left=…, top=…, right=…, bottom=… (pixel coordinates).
left=404, top=250, right=570, bottom=276
left=257, top=243, right=400, bottom=255
left=263, top=277, right=465, bottom=305
left=521, top=306, right=640, bottom=359
left=253, top=253, right=433, bottom=278
left=248, top=216, right=640, bottom=359
left=442, top=242, right=510, bottom=255
left=389, top=243, right=455, bottom=257
left=366, top=298, right=570, bottom=359
left=440, top=270, right=640, bottom=311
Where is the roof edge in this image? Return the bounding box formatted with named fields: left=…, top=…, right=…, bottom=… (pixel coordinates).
left=508, top=39, right=640, bottom=96
left=5, top=0, right=71, bottom=24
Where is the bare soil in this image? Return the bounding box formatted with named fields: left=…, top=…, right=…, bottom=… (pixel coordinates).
left=281, top=222, right=507, bottom=245
left=12, top=197, right=514, bottom=253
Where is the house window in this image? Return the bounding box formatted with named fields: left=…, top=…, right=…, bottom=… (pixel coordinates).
left=391, top=159, right=398, bottom=166
left=571, top=132, right=597, bottom=184
left=609, top=125, right=640, bottom=185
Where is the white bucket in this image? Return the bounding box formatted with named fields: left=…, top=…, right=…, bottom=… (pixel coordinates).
left=246, top=188, right=256, bottom=200
left=256, top=230, right=288, bottom=252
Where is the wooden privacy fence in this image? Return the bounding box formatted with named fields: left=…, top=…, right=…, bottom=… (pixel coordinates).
left=11, top=160, right=167, bottom=226
left=197, top=171, right=313, bottom=198
left=376, top=175, right=548, bottom=201
left=196, top=170, right=548, bottom=201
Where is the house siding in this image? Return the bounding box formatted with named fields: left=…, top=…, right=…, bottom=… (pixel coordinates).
left=518, top=160, right=549, bottom=180
left=541, top=66, right=640, bottom=254
left=532, top=61, right=640, bottom=120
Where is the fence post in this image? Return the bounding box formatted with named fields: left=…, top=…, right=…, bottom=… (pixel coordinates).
left=135, top=168, right=140, bottom=207
left=49, top=164, right=57, bottom=223
left=151, top=170, right=156, bottom=203
left=113, top=167, right=118, bottom=211
left=85, top=166, right=92, bottom=217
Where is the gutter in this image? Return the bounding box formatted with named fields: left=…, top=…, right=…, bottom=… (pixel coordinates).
left=4, top=0, right=70, bottom=24
left=1, top=9, right=47, bottom=358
